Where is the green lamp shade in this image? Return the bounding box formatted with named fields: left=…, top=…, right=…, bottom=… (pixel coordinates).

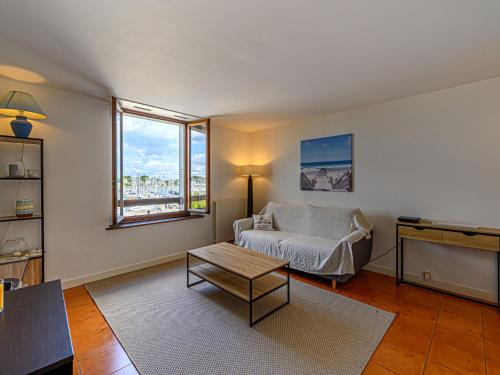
left=0, top=91, right=47, bottom=120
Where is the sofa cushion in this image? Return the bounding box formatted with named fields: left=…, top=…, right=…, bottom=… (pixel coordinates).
left=264, top=202, right=307, bottom=234
left=279, top=234, right=338, bottom=270
left=252, top=213, right=274, bottom=230
left=239, top=229, right=294, bottom=256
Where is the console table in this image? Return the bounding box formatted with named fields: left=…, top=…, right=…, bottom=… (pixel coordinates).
left=396, top=220, right=500, bottom=307
left=0, top=280, right=74, bottom=374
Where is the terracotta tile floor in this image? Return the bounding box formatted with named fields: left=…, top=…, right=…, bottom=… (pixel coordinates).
left=64, top=268, right=498, bottom=375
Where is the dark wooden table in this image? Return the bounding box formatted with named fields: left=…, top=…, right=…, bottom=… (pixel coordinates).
left=0, top=280, right=74, bottom=374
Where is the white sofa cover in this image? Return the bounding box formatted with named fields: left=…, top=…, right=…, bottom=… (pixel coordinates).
left=233, top=202, right=372, bottom=276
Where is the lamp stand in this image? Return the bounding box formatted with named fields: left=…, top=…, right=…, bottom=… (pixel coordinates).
left=10, top=115, right=33, bottom=138
left=247, top=174, right=253, bottom=218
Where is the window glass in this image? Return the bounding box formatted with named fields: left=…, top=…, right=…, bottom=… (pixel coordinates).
left=115, top=109, right=123, bottom=218
left=189, top=122, right=208, bottom=211
left=122, top=114, right=184, bottom=217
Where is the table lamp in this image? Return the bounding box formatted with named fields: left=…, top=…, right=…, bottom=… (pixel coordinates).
left=0, top=91, right=47, bottom=138
left=239, top=165, right=264, bottom=217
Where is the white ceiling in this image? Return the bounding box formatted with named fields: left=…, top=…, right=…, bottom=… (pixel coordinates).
left=1, top=0, right=500, bottom=131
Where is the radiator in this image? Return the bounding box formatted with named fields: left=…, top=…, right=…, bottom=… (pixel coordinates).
left=213, top=198, right=246, bottom=243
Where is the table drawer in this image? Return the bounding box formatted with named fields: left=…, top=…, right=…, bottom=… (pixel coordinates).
left=399, top=226, right=443, bottom=243
left=443, top=231, right=499, bottom=252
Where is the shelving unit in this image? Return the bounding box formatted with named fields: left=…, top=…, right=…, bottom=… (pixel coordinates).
left=0, top=215, right=43, bottom=223
left=0, top=177, right=42, bottom=181
left=0, top=135, right=44, bottom=285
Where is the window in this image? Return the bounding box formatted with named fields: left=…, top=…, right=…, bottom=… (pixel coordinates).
left=188, top=121, right=209, bottom=212
left=111, top=97, right=209, bottom=227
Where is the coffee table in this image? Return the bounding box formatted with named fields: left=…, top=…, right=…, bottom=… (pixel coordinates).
left=187, top=242, right=290, bottom=326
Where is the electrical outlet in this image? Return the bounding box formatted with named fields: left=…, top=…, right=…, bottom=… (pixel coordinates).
left=423, top=271, right=432, bottom=281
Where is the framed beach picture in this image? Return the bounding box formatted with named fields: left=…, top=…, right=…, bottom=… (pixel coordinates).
left=300, top=134, right=353, bottom=192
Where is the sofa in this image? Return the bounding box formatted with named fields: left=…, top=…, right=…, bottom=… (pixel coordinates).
left=233, top=202, right=373, bottom=288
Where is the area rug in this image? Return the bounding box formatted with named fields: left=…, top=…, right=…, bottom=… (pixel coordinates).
left=85, top=259, right=394, bottom=375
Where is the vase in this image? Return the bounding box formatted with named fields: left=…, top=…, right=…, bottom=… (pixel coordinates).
left=15, top=199, right=34, bottom=217
left=4, top=160, right=25, bottom=178
left=10, top=116, right=33, bottom=138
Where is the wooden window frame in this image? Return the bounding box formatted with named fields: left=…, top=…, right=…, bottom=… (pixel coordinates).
left=187, top=119, right=210, bottom=214
left=111, top=97, right=124, bottom=225
left=109, top=97, right=210, bottom=229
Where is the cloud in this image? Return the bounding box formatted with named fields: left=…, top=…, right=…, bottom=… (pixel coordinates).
left=191, top=153, right=206, bottom=161
left=190, top=130, right=206, bottom=145
left=123, top=115, right=182, bottom=178
left=144, top=160, right=179, bottom=171
left=121, top=115, right=208, bottom=179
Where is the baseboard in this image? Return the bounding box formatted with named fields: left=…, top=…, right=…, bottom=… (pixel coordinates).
left=61, top=251, right=186, bottom=289
left=363, top=263, right=395, bottom=277
left=62, top=252, right=496, bottom=303
left=363, top=263, right=496, bottom=303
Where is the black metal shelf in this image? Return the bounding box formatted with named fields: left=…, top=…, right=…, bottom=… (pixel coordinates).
left=0, top=177, right=42, bottom=181
left=0, top=135, right=42, bottom=145
left=0, top=215, right=43, bottom=223
left=0, top=134, right=44, bottom=283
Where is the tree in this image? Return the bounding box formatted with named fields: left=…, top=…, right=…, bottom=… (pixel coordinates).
left=191, top=191, right=206, bottom=209
left=124, top=176, right=132, bottom=188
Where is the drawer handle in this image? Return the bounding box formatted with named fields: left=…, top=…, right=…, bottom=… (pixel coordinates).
left=461, top=231, right=477, bottom=237
left=413, top=227, right=425, bottom=231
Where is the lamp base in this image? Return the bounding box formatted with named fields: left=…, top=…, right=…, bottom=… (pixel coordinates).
left=247, top=174, right=253, bottom=218
left=10, top=116, right=33, bottom=138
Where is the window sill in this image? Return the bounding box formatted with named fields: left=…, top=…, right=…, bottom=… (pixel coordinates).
left=106, top=213, right=205, bottom=230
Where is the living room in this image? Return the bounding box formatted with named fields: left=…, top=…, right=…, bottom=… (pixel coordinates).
left=1, top=1, right=500, bottom=374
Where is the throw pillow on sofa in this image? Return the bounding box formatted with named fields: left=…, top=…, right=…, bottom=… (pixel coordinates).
left=253, top=214, right=274, bottom=230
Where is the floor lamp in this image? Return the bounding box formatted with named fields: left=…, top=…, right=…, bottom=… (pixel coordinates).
left=239, top=165, right=263, bottom=218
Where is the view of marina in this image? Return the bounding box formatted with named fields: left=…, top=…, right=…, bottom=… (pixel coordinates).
left=120, top=114, right=207, bottom=217
left=122, top=174, right=207, bottom=216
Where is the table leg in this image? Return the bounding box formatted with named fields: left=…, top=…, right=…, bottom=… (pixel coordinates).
left=186, top=254, right=205, bottom=288
left=497, top=252, right=499, bottom=308
left=249, top=279, right=253, bottom=326
left=287, top=264, right=290, bottom=304
left=186, top=253, right=189, bottom=287
left=400, top=237, right=405, bottom=283
left=396, top=225, right=399, bottom=285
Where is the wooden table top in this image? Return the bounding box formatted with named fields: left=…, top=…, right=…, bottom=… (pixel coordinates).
left=0, top=280, right=74, bottom=375
left=188, top=242, right=288, bottom=280
left=397, top=219, right=500, bottom=236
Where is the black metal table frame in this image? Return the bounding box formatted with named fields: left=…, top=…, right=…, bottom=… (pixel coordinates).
left=396, top=222, right=500, bottom=308
left=187, top=253, right=290, bottom=326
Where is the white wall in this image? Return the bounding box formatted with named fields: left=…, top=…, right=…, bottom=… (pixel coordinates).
left=0, top=76, right=249, bottom=286
left=3, top=73, right=500, bottom=299
left=251, top=77, right=500, bottom=301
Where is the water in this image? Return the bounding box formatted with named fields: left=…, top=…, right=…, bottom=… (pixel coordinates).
left=301, top=160, right=352, bottom=170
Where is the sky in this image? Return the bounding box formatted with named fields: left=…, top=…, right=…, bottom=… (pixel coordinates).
left=300, top=134, right=352, bottom=164
left=123, top=114, right=206, bottom=179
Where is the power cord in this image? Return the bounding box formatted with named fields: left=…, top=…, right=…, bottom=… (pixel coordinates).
left=367, top=241, right=401, bottom=264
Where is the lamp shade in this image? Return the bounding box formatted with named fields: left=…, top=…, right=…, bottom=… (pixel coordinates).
left=0, top=91, right=47, bottom=120
left=239, top=165, right=265, bottom=177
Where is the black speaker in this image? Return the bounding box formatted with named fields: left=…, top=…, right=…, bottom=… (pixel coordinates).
left=397, top=216, right=421, bottom=224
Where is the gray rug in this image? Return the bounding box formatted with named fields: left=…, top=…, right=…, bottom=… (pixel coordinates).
left=86, top=260, right=394, bottom=375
